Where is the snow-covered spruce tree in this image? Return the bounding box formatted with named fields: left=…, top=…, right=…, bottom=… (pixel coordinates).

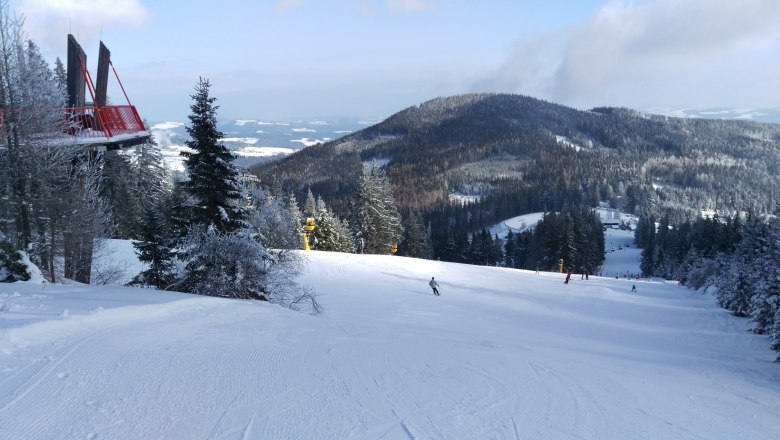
left=338, top=218, right=356, bottom=253
left=132, top=132, right=171, bottom=218
left=176, top=225, right=271, bottom=300
left=304, top=188, right=316, bottom=219
left=175, top=226, right=321, bottom=313
left=504, top=230, right=517, bottom=267
left=0, top=237, right=29, bottom=281
left=0, top=14, right=67, bottom=251
left=180, top=77, right=247, bottom=233
left=493, top=233, right=504, bottom=267
left=358, top=161, right=403, bottom=254
left=285, top=191, right=304, bottom=249
left=717, top=214, right=768, bottom=317
left=285, top=191, right=303, bottom=229
left=639, top=224, right=656, bottom=276
left=310, top=198, right=354, bottom=252
left=770, top=306, right=780, bottom=361
left=62, top=158, right=113, bottom=283
left=161, top=178, right=192, bottom=242
left=399, top=211, right=431, bottom=258
left=746, top=218, right=780, bottom=334
left=129, top=206, right=175, bottom=289
left=53, top=57, right=66, bottom=91
left=0, top=14, right=108, bottom=283
left=245, top=188, right=301, bottom=250
left=401, top=210, right=432, bottom=259
left=99, top=150, right=138, bottom=238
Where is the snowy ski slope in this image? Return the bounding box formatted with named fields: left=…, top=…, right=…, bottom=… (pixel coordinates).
left=1, top=250, right=779, bottom=439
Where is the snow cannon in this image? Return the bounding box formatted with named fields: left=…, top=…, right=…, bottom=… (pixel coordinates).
left=302, top=218, right=316, bottom=251
left=559, top=259, right=564, bottom=273
left=390, top=244, right=398, bottom=254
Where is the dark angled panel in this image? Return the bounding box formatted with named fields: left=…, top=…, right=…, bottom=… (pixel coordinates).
left=66, top=34, right=86, bottom=107
left=95, top=41, right=110, bottom=107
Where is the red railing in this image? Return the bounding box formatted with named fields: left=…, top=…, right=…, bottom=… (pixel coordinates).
left=63, top=105, right=146, bottom=139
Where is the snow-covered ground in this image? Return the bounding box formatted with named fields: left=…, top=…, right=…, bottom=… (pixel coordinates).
left=490, top=207, right=637, bottom=240
left=90, top=239, right=146, bottom=286
left=601, top=228, right=642, bottom=278
left=489, top=212, right=545, bottom=238
left=2, top=246, right=780, bottom=439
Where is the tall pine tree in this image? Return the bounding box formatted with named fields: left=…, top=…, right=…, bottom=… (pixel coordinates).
left=130, top=207, right=175, bottom=289
left=358, top=161, right=403, bottom=254
left=180, top=78, right=247, bottom=234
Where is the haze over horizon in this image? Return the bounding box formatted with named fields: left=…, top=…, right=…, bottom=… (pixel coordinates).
left=10, top=0, right=780, bottom=122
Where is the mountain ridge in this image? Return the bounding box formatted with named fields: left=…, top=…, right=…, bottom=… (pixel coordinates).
left=251, top=93, right=780, bottom=223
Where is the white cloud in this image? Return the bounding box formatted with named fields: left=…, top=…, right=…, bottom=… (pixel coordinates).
left=273, top=0, right=305, bottom=15
left=362, top=0, right=433, bottom=14
left=553, top=0, right=780, bottom=101
left=386, top=0, right=432, bottom=13
left=475, top=0, right=780, bottom=108
left=18, top=0, right=149, bottom=50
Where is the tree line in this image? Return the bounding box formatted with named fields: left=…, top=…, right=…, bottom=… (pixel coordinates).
left=636, top=212, right=780, bottom=360
left=0, top=7, right=104, bottom=283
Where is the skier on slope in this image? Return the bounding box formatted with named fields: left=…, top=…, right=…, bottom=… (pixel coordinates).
left=429, top=277, right=440, bottom=296
left=564, top=271, right=571, bottom=284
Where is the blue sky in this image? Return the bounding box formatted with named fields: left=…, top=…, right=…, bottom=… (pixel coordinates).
left=11, top=0, right=780, bottom=122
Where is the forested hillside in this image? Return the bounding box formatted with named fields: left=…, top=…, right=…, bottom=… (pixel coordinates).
left=252, top=93, right=780, bottom=229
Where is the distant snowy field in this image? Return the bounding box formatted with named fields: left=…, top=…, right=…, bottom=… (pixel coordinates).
left=490, top=208, right=637, bottom=237
left=148, top=118, right=369, bottom=171
left=489, top=208, right=642, bottom=277
left=645, top=107, right=780, bottom=124
left=2, top=244, right=779, bottom=438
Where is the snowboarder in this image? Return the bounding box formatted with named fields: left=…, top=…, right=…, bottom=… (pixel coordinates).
left=631, top=284, right=637, bottom=292
left=429, top=277, right=440, bottom=296
left=564, top=271, right=571, bottom=284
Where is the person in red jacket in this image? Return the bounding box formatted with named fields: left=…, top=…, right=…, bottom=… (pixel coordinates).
left=564, top=271, right=572, bottom=284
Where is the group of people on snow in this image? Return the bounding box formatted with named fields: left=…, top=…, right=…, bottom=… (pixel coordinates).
left=430, top=268, right=639, bottom=296
left=562, top=270, right=637, bottom=292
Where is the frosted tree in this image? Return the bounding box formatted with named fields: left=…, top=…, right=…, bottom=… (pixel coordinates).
left=180, top=78, right=247, bottom=233
left=0, top=7, right=109, bottom=283
left=717, top=214, right=768, bottom=317
left=129, top=206, right=175, bottom=289
left=310, top=198, right=354, bottom=253
left=338, top=218, right=356, bottom=253
left=0, top=17, right=67, bottom=249
left=0, top=239, right=29, bottom=281
left=160, top=179, right=192, bottom=243
left=62, top=159, right=112, bottom=283
left=312, top=206, right=339, bottom=251
left=402, top=210, right=432, bottom=259
left=99, top=150, right=137, bottom=237
left=176, top=225, right=274, bottom=300
left=175, top=225, right=321, bottom=313
left=245, top=188, right=300, bottom=250
left=746, top=218, right=780, bottom=334
left=285, top=191, right=303, bottom=248
left=53, top=57, right=66, bottom=91
left=770, top=307, right=780, bottom=361
left=358, top=161, right=403, bottom=254
left=304, top=188, right=316, bottom=218
left=132, top=133, right=171, bottom=216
